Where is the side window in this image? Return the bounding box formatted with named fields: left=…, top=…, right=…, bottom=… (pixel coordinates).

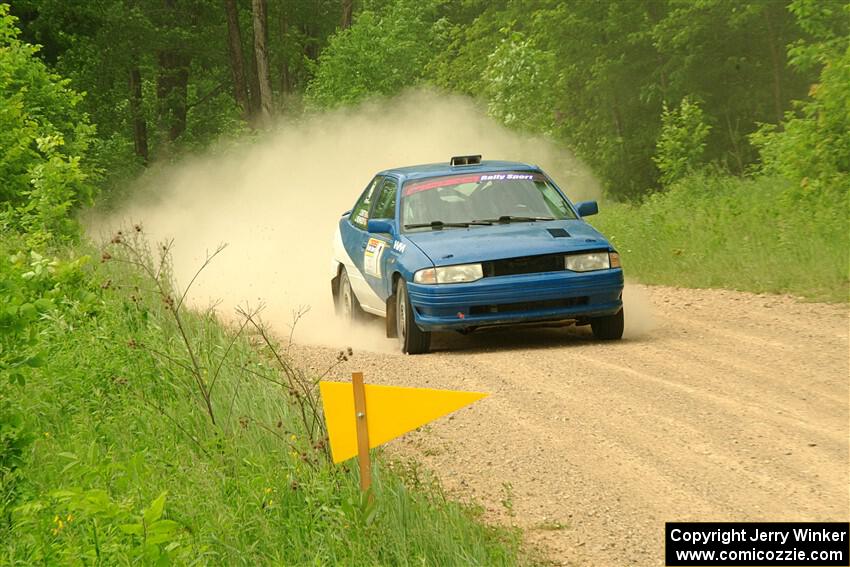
left=371, top=178, right=397, bottom=220
left=539, top=182, right=575, bottom=219
left=350, top=177, right=381, bottom=229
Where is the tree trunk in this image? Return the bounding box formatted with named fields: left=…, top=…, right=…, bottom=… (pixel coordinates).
left=340, top=0, right=353, bottom=30
left=301, top=22, right=318, bottom=61
left=301, top=1, right=320, bottom=61
left=156, top=49, right=190, bottom=141
left=251, top=0, right=273, bottom=126
left=224, top=0, right=250, bottom=120
left=279, top=2, right=291, bottom=94
left=645, top=1, right=668, bottom=97
left=128, top=66, right=149, bottom=164
left=157, top=0, right=190, bottom=142
left=762, top=5, right=785, bottom=125
left=725, top=113, right=746, bottom=175
left=247, top=36, right=262, bottom=119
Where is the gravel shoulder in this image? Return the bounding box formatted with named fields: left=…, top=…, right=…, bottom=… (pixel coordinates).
left=290, top=285, right=850, bottom=566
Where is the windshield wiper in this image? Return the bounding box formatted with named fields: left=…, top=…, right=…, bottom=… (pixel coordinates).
left=473, top=215, right=555, bottom=224
left=404, top=220, right=493, bottom=230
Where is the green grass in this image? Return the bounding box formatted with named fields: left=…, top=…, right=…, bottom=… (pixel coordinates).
left=592, top=173, right=849, bottom=302
left=0, top=234, right=529, bottom=565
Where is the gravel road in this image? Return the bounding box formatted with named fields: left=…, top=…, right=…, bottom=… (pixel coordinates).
left=290, top=285, right=849, bottom=566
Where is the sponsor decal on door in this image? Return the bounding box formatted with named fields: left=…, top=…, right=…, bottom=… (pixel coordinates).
left=364, top=238, right=387, bottom=277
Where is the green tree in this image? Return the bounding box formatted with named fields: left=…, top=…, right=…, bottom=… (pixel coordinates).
left=482, top=31, right=558, bottom=134
left=653, top=97, right=712, bottom=187
left=752, top=0, right=849, bottom=201
left=13, top=0, right=341, bottom=182
left=423, top=0, right=823, bottom=197
left=305, top=0, right=442, bottom=108
left=650, top=0, right=812, bottom=174
left=424, top=0, right=666, bottom=197
left=426, top=0, right=509, bottom=97
left=11, top=0, right=847, bottom=205
left=12, top=0, right=228, bottom=171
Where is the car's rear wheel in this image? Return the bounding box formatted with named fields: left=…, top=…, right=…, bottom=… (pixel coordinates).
left=590, top=308, right=624, bottom=340
left=337, top=268, right=363, bottom=322
left=396, top=279, right=431, bottom=354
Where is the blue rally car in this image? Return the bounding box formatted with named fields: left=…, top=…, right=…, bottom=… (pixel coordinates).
left=331, top=155, right=624, bottom=354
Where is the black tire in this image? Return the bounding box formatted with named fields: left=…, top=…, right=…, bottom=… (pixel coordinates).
left=336, top=268, right=364, bottom=322
left=396, top=279, right=431, bottom=354
left=590, top=308, right=624, bottom=340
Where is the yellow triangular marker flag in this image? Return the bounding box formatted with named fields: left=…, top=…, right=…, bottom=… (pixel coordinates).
left=319, top=381, right=487, bottom=464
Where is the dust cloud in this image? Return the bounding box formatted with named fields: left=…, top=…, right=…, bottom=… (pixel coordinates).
left=622, top=283, right=656, bottom=339
left=89, top=90, right=605, bottom=352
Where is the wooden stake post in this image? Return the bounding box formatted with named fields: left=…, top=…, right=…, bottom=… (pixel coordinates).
left=320, top=372, right=484, bottom=494
left=351, top=372, right=372, bottom=492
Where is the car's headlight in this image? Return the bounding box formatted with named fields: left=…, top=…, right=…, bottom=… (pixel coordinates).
left=414, top=263, right=483, bottom=284
left=565, top=252, right=610, bottom=272
left=413, top=268, right=437, bottom=284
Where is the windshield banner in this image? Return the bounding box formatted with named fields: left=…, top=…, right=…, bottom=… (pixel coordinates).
left=404, top=172, right=545, bottom=196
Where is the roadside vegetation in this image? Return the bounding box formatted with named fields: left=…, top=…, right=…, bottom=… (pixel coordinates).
left=2, top=0, right=848, bottom=563
left=594, top=174, right=847, bottom=302
left=1, top=231, right=525, bottom=564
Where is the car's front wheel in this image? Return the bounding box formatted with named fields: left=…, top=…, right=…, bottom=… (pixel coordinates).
left=396, top=279, right=431, bottom=354
left=590, top=308, right=624, bottom=340
left=336, top=268, right=363, bottom=322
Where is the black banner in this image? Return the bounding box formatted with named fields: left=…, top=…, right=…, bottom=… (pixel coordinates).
left=666, top=522, right=849, bottom=566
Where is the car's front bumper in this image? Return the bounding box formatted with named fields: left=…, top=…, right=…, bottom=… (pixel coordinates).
left=407, top=269, right=624, bottom=331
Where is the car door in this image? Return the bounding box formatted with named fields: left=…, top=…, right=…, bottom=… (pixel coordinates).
left=339, top=176, right=385, bottom=313
left=363, top=176, right=399, bottom=300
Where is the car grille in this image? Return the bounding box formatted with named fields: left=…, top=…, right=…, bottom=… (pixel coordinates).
left=469, top=296, right=588, bottom=315
left=482, top=253, right=565, bottom=277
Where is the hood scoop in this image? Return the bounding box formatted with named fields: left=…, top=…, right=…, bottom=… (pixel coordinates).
left=546, top=228, right=571, bottom=238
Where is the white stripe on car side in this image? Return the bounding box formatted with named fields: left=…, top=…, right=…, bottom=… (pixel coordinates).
left=332, top=226, right=387, bottom=317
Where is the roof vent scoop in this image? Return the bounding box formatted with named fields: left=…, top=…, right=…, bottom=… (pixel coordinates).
left=450, top=154, right=482, bottom=166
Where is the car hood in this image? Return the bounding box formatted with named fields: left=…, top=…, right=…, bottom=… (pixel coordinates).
left=404, top=220, right=612, bottom=266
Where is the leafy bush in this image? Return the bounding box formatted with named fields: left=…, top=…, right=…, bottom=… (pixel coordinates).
left=0, top=5, right=96, bottom=243
left=0, top=237, right=95, bottom=386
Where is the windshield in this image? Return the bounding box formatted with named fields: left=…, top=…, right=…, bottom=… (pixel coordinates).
left=401, top=172, right=577, bottom=231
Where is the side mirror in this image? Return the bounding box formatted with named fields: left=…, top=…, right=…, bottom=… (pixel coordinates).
left=341, top=209, right=352, bottom=217
left=576, top=201, right=598, bottom=217
left=367, top=218, right=396, bottom=235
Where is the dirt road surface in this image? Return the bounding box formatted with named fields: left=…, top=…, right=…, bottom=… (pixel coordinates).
left=290, top=285, right=849, bottom=566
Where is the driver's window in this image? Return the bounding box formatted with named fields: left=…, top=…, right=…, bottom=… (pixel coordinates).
left=371, top=179, right=397, bottom=220
left=539, top=183, right=574, bottom=218
left=351, top=177, right=381, bottom=229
